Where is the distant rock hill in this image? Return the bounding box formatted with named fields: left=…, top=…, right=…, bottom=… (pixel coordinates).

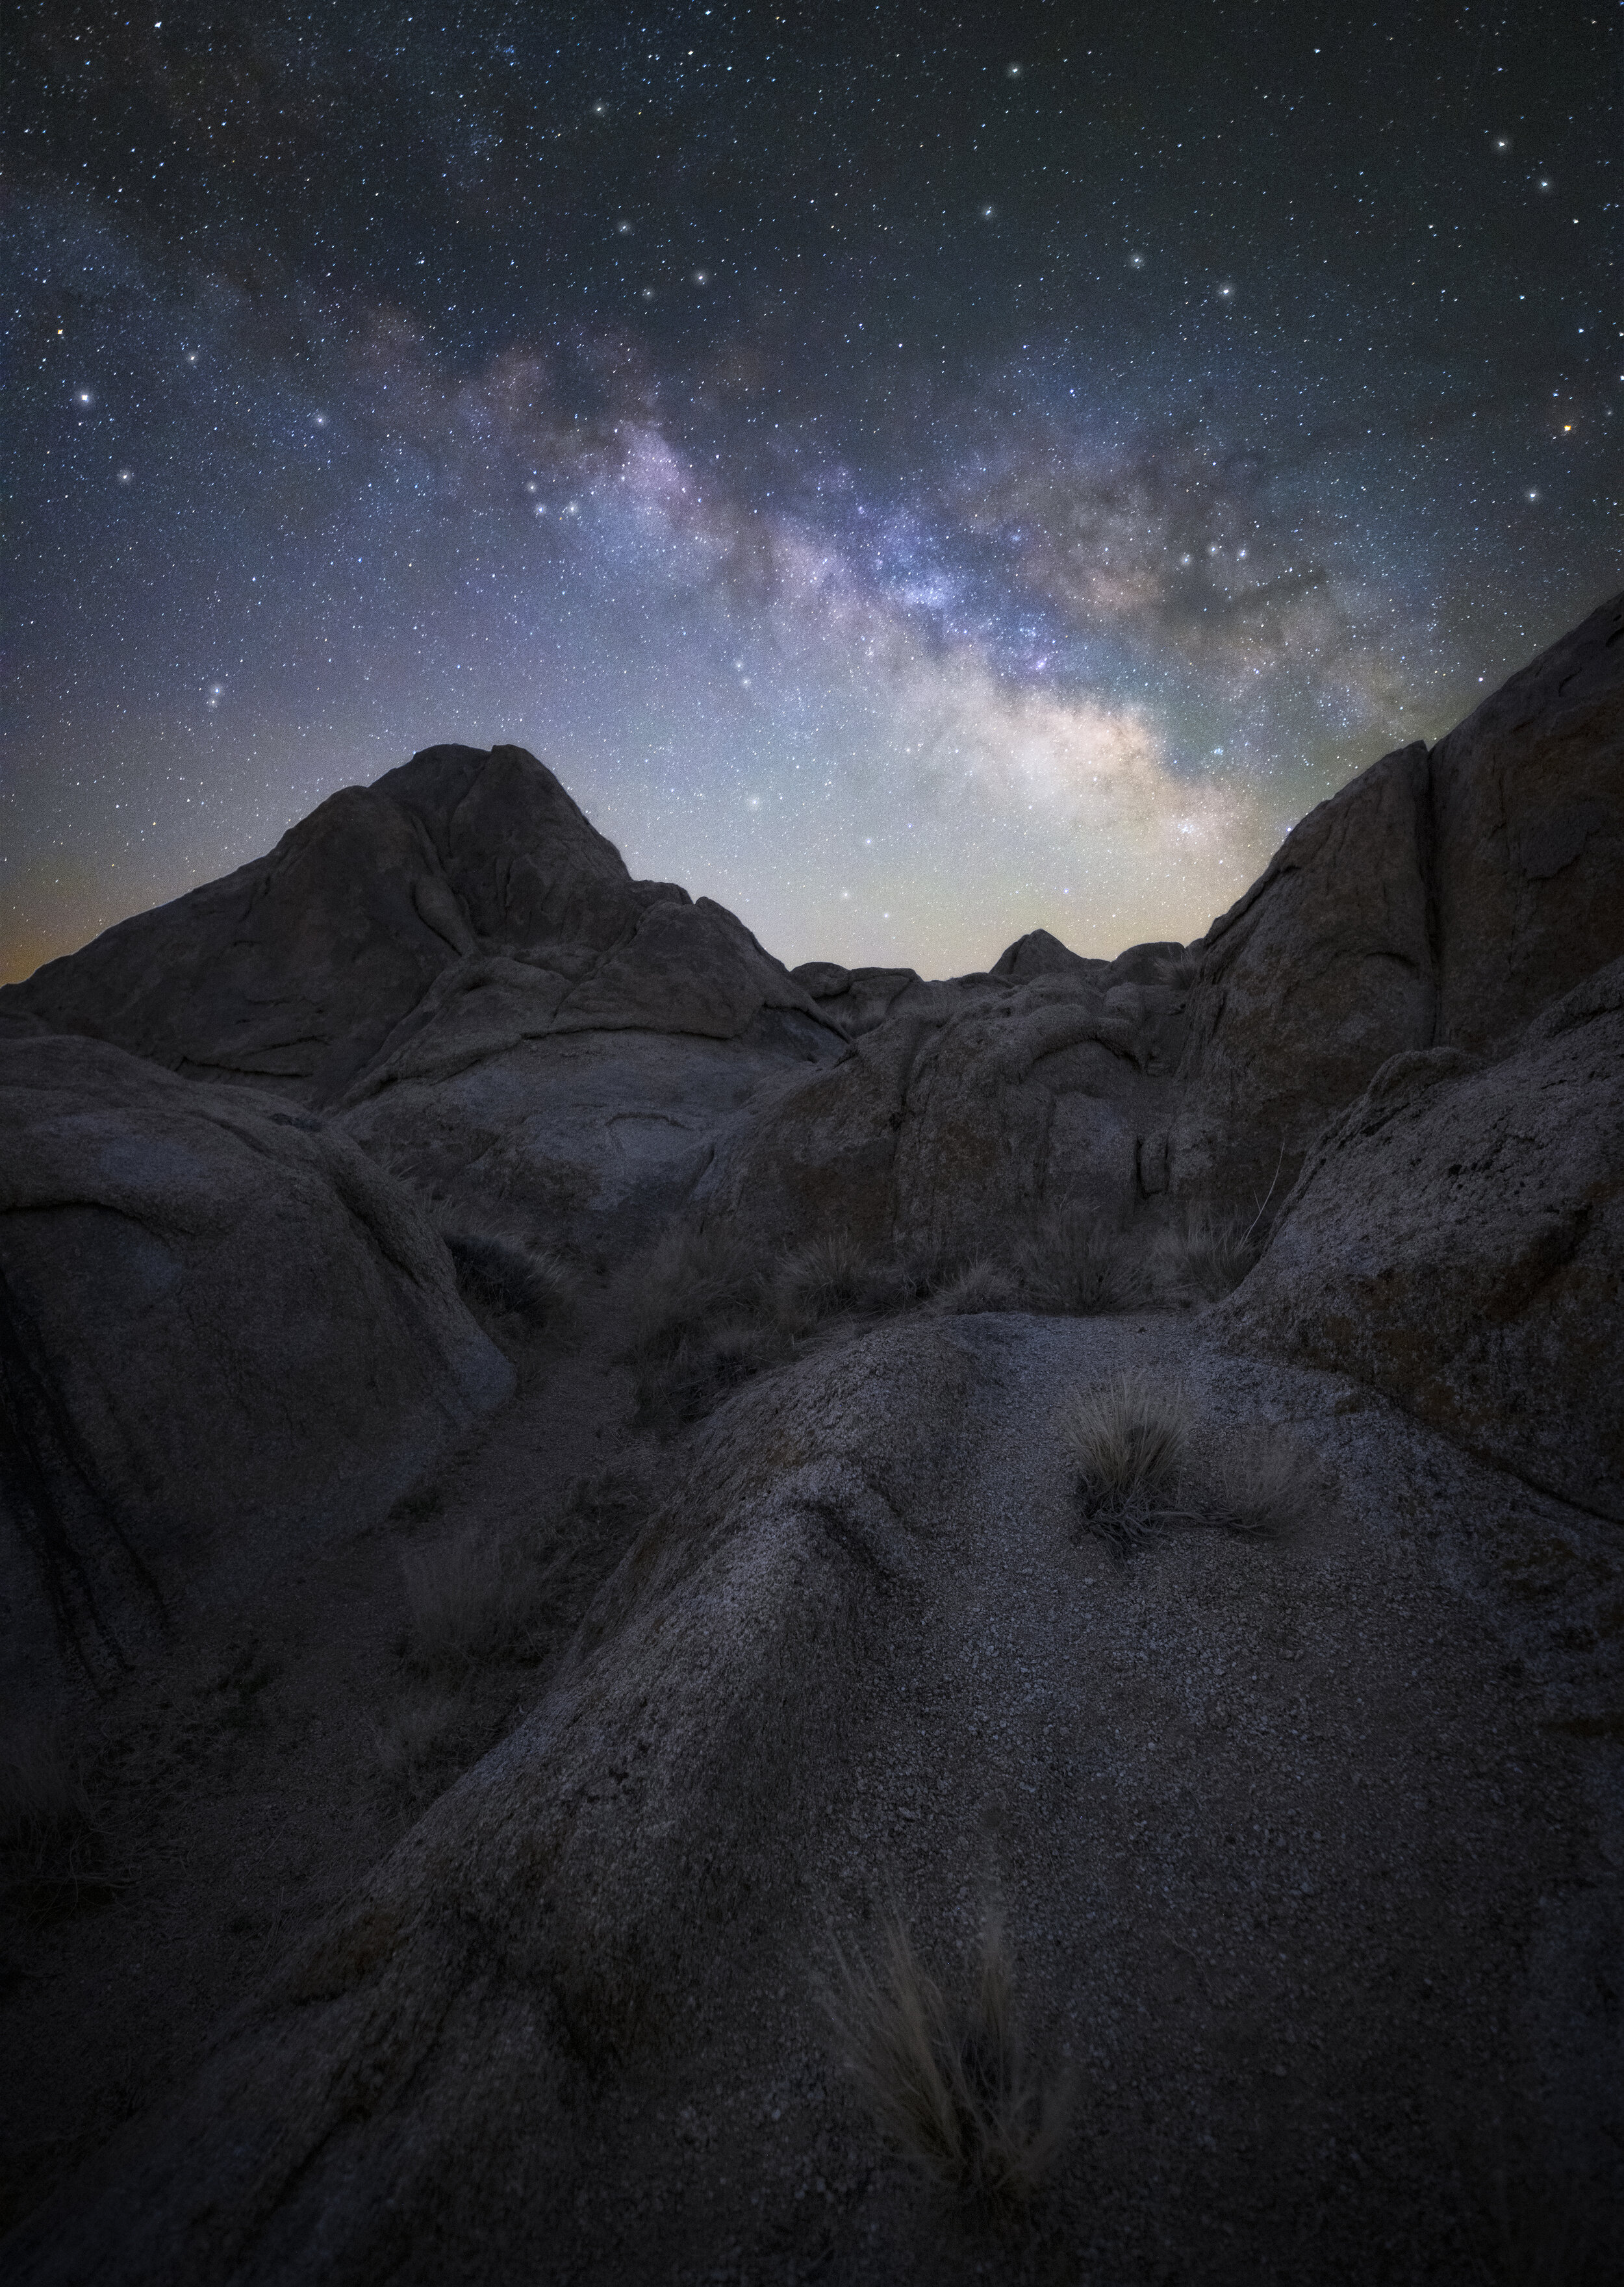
left=2, top=588, right=1621, bottom=1704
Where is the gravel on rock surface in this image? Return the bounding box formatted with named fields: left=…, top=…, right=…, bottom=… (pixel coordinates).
left=539, top=1311, right=1623, bottom=2286
left=5, top=1307, right=1619, bottom=2286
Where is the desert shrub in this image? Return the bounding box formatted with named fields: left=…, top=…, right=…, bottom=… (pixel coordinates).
left=0, top=1723, right=98, bottom=1880
left=627, top=1223, right=765, bottom=1363
left=930, top=1258, right=1019, bottom=1315
left=372, top=1689, right=459, bottom=1784
left=643, top=1315, right=797, bottom=1425
left=1059, top=1371, right=1189, bottom=1549
left=822, top=1914, right=1067, bottom=2206
left=401, top=1527, right=546, bottom=1669
left=1205, top=1425, right=1320, bottom=1537
left=1019, top=1206, right=1143, bottom=1315
left=443, top=1230, right=574, bottom=1326
left=1153, top=945, right=1204, bottom=993
left=772, top=1232, right=869, bottom=1325
left=1156, top=1206, right=1263, bottom=1304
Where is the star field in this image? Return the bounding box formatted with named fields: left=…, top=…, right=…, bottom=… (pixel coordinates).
left=3, top=0, right=1619, bottom=982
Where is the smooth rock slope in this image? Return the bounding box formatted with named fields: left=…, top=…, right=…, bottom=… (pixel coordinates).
left=0, top=1032, right=513, bottom=1704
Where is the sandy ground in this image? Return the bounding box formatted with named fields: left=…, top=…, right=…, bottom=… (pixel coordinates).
left=5, top=1300, right=1621, bottom=2283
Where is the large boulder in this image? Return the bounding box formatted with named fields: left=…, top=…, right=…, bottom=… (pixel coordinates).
left=0, top=744, right=845, bottom=1259
left=2, top=1322, right=978, bottom=2287
left=1168, top=740, right=1437, bottom=1211
left=0, top=1034, right=514, bottom=1698
left=1171, top=589, right=1624, bottom=1211
left=1430, top=590, right=1624, bottom=1054
left=1220, top=957, right=1624, bottom=1520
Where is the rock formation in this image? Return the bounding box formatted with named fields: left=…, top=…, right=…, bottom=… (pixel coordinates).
left=1, top=592, right=1620, bottom=2286
left=0, top=1032, right=513, bottom=1703
left=1222, top=957, right=1624, bottom=1521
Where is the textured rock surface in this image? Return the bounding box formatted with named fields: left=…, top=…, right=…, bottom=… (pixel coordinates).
left=4, top=1323, right=979, bottom=2286
left=0, top=1033, right=513, bottom=1698
left=0, top=744, right=830, bottom=1107
left=1221, top=958, right=1624, bottom=1519
left=695, top=943, right=1187, bottom=1257
left=1432, top=588, right=1624, bottom=1052
left=1171, top=590, right=1624, bottom=1211
left=8, top=1315, right=1619, bottom=2284
left=1169, top=740, right=1437, bottom=1209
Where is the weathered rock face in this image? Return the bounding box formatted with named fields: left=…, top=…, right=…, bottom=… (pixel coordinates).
left=1168, top=740, right=1438, bottom=1211
left=694, top=944, right=1189, bottom=1259
left=0, top=744, right=847, bottom=1256
left=0, top=744, right=831, bottom=1107
left=1220, top=959, right=1624, bottom=1520
left=1430, top=591, right=1624, bottom=1054
left=0, top=1034, right=514, bottom=1699
left=1171, top=590, right=1624, bottom=1212
left=4, top=1323, right=978, bottom=2287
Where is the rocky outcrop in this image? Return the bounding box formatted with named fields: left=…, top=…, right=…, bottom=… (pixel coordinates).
left=1220, top=959, right=1624, bottom=1520
left=0, top=1034, right=513, bottom=1699
left=1430, top=593, right=1624, bottom=1054
left=0, top=744, right=850, bottom=1257
left=694, top=939, right=1189, bottom=1258
left=3, top=1324, right=976, bottom=2286
left=1167, top=739, right=1438, bottom=1210
left=0, top=744, right=832, bottom=1106
left=1170, top=590, right=1624, bottom=1211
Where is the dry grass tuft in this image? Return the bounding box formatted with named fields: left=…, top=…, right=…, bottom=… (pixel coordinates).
left=822, top=1914, right=1067, bottom=2206
left=1060, top=1371, right=1187, bottom=1506
left=371, top=1688, right=460, bottom=1786
left=930, top=1258, right=1019, bottom=1315
left=401, top=1527, right=546, bottom=1670
left=1206, top=1426, right=1321, bottom=1538
left=624, top=1223, right=783, bottom=1422
left=772, top=1231, right=870, bottom=1326
left=628, top=1224, right=764, bottom=1361
left=1152, top=945, right=1204, bottom=993
left=0, top=1722, right=99, bottom=1880
left=1058, top=1371, right=1190, bottom=1550
left=1020, top=1206, right=1143, bottom=1316
left=443, top=1229, right=575, bottom=1326
left=1156, top=1206, right=1263, bottom=1303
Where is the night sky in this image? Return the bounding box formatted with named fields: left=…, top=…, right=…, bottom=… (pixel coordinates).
left=4, top=2, right=1619, bottom=985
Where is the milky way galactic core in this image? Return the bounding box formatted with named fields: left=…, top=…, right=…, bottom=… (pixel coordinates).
left=5, top=1, right=1618, bottom=981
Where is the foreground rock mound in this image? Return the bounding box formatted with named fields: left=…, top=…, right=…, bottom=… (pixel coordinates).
left=0, top=1034, right=513, bottom=1699
left=1223, top=959, right=1624, bottom=1521
left=5, top=1326, right=976, bottom=2285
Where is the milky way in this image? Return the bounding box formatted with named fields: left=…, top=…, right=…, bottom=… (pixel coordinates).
left=4, top=1, right=1618, bottom=982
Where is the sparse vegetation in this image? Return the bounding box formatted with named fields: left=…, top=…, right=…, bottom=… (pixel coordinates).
left=1059, top=1371, right=1190, bottom=1549
left=1206, top=1425, right=1319, bottom=1537
left=442, top=1228, right=575, bottom=1328
left=930, top=1258, right=1019, bottom=1314
left=1156, top=1205, right=1265, bottom=1303
left=822, top=1914, right=1067, bottom=2206
left=772, top=1231, right=868, bottom=1324
left=0, top=1721, right=99, bottom=1883
left=1153, top=945, right=1204, bottom=993
left=1019, top=1205, right=1143, bottom=1315
left=624, top=1222, right=784, bottom=1422
left=401, top=1526, right=546, bottom=1669
left=629, top=1222, right=765, bottom=1359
